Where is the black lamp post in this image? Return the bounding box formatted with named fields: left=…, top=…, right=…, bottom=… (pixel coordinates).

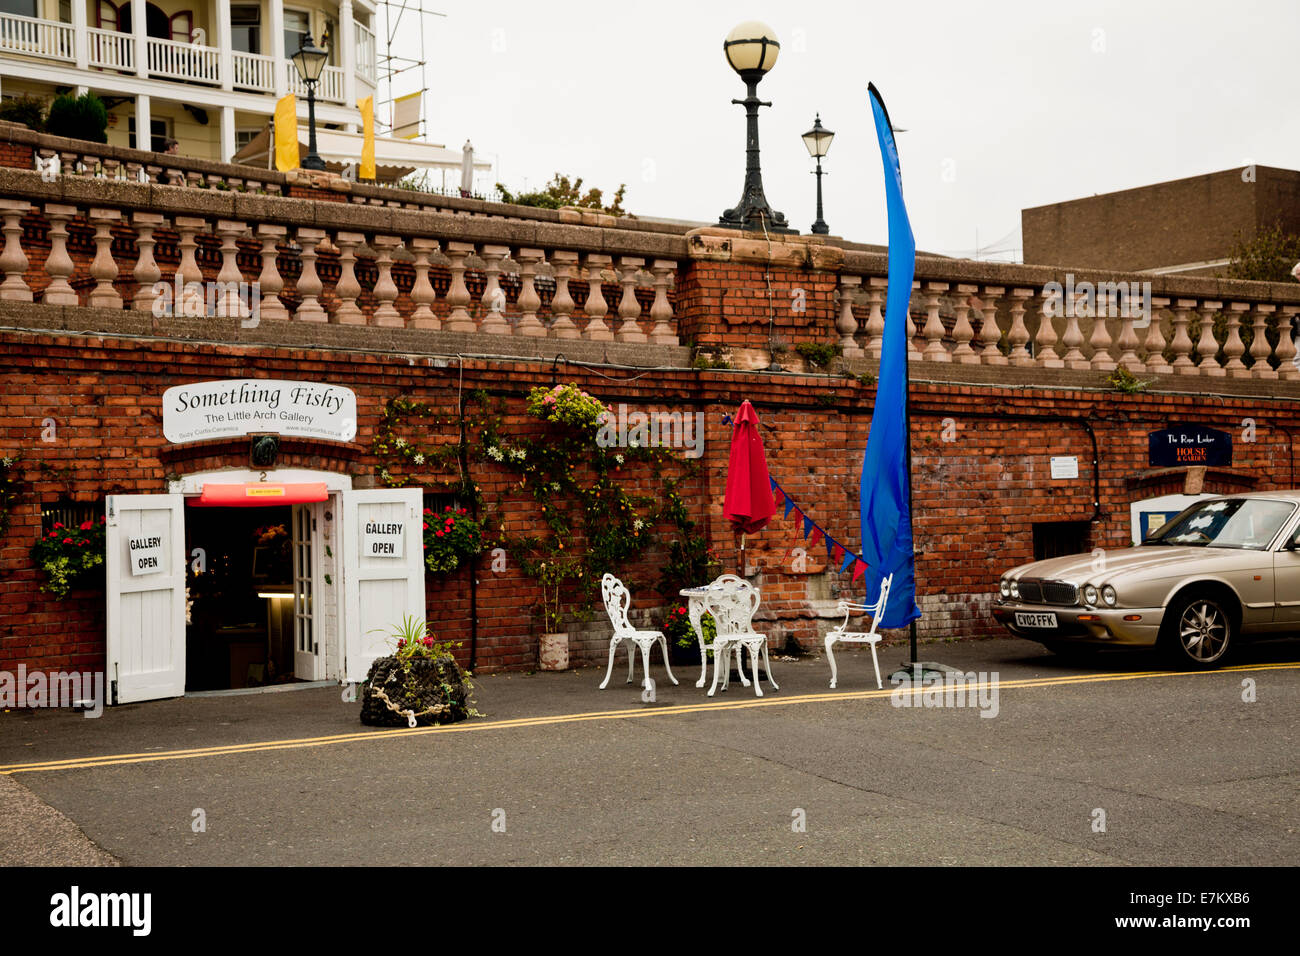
left=718, top=21, right=794, bottom=234
left=802, top=114, right=834, bottom=235
left=291, top=33, right=329, bottom=171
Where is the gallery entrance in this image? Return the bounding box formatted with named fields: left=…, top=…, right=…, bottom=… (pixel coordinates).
left=184, top=503, right=302, bottom=690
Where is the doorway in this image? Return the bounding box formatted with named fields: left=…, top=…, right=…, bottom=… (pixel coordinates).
left=184, top=503, right=299, bottom=690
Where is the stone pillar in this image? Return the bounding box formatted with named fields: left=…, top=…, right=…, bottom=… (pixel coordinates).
left=214, top=220, right=249, bottom=319
left=1008, top=288, right=1034, bottom=366
left=1276, top=307, right=1300, bottom=381
left=1250, top=304, right=1276, bottom=379
left=1087, top=295, right=1116, bottom=371
left=216, top=0, right=234, bottom=90
left=978, top=286, right=1006, bottom=365
left=615, top=257, right=647, bottom=343
left=135, top=94, right=151, bottom=153
left=408, top=238, right=439, bottom=329
left=952, top=284, right=979, bottom=364
left=41, top=205, right=79, bottom=306
left=648, top=259, right=679, bottom=346
left=1170, top=298, right=1197, bottom=374
left=173, top=217, right=206, bottom=315
left=132, top=0, right=148, bottom=79
left=582, top=254, right=613, bottom=341
left=86, top=209, right=123, bottom=309
left=332, top=232, right=364, bottom=324
left=442, top=242, right=475, bottom=332
left=515, top=248, right=545, bottom=337
left=1144, top=296, right=1171, bottom=374
left=864, top=277, right=886, bottom=360
left=548, top=251, right=579, bottom=339
left=340, top=0, right=357, bottom=113
left=836, top=274, right=862, bottom=359
left=370, top=236, right=403, bottom=327
left=0, top=201, right=32, bottom=302
left=1033, top=289, right=1062, bottom=368
left=478, top=245, right=510, bottom=334
left=293, top=228, right=327, bottom=322
left=1223, top=302, right=1250, bottom=377
left=255, top=224, right=288, bottom=321
left=269, top=0, right=287, bottom=96
left=921, top=281, right=950, bottom=362
left=1196, top=301, right=1225, bottom=376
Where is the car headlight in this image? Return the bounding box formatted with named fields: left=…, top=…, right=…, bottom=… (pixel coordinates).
left=1000, top=578, right=1010, bottom=598
left=1083, top=584, right=1099, bottom=606
left=1009, top=580, right=1020, bottom=599
left=1102, top=585, right=1118, bottom=607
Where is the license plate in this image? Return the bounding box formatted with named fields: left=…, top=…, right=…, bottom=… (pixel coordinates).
left=1015, top=612, right=1058, bottom=629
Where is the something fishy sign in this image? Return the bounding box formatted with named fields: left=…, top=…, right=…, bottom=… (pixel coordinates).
left=163, top=379, right=357, bottom=445
left=1148, top=425, right=1233, bottom=467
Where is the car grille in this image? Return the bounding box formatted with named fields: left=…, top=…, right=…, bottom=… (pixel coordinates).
left=1019, top=579, right=1078, bottom=606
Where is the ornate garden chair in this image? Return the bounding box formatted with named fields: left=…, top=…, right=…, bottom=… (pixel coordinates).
left=707, top=579, right=778, bottom=698
left=599, top=573, right=679, bottom=691
left=825, top=574, right=893, bottom=690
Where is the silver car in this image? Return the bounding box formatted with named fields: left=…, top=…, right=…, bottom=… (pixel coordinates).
left=992, top=492, right=1300, bottom=668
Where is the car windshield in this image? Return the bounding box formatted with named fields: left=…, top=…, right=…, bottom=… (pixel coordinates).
left=1145, top=498, right=1295, bottom=550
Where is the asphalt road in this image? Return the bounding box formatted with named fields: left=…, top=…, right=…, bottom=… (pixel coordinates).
left=2, top=637, right=1298, bottom=866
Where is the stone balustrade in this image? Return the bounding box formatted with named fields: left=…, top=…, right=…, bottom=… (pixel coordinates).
left=0, top=167, right=683, bottom=345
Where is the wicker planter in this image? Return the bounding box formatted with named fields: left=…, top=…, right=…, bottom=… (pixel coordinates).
left=359, top=655, right=470, bottom=727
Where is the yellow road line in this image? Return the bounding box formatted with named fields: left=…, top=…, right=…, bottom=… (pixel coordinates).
left=2, top=661, right=1296, bottom=775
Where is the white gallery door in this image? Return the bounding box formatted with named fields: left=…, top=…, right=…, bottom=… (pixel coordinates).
left=105, top=494, right=186, bottom=704
left=292, top=503, right=322, bottom=680
left=341, top=488, right=426, bottom=685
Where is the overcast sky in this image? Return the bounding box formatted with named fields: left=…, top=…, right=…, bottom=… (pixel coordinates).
left=382, top=0, right=1300, bottom=260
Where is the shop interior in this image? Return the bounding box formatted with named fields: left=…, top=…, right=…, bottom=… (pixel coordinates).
left=184, top=504, right=299, bottom=691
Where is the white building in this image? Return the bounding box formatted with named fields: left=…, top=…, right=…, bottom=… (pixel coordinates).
left=0, top=0, right=379, bottom=163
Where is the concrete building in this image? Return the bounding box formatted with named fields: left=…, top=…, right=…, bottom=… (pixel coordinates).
left=1022, top=166, right=1300, bottom=276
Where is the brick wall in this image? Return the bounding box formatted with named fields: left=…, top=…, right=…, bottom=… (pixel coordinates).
left=3, top=327, right=1297, bottom=679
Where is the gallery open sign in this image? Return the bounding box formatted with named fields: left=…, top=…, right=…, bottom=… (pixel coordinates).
left=128, top=533, right=164, bottom=576
left=362, top=520, right=404, bottom=559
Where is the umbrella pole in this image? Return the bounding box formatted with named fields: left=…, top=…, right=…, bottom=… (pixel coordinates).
left=738, top=532, right=746, bottom=577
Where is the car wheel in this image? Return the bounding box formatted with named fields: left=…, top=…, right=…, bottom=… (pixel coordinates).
left=1162, top=593, right=1235, bottom=668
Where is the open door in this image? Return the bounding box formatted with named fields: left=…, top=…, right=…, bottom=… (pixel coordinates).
left=106, top=494, right=186, bottom=704
left=341, top=488, right=425, bottom=685
left=292, top=503, right=322, bottom=679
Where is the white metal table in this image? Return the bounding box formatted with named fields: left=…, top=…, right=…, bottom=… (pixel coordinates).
left=679, top=577, right=749, bottom=689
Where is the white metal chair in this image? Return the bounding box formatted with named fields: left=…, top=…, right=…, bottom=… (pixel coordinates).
left=683, top=573, right=750, bottom=689
left=826, top=574, right=893, bottom=690
left=600, top=573, right=679, bottom=691
left=707, top=580, right=778, bottom=698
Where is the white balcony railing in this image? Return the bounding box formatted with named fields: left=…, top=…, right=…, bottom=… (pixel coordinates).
left=287, top=63, right=345, bottom=104
left=87, top=26, right=133, bottom=71
left=146, top=35, right=220, bottom=85
left=232, top=49, right=276, bottom=93
left=0, top=11, right=73, bottom=61
left=356, top=23, right=376, bottom=84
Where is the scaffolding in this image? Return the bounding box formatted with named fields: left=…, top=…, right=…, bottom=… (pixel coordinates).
left=374, top=0, right=446, bottom=140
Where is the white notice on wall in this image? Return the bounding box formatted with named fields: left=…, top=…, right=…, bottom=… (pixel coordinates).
left=1050, top=456, right=1079, bottom=480
left=362, top=519, right=405, bottom=559
left=128, top=533, right=165, bottom=576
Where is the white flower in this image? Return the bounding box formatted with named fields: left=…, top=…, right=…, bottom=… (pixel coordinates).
left=510, top=447, right=526, bottom=461
left=395, top=438, right=407, bottom=448
left=413, top=453, right=425, bottom=465
left=549, top=481, right=561, bottom=491
left=633, top=518, right=646, bottom=532
left=615, top=454, right=624, bottom=465
left=487, top=446, right=504, bottom=461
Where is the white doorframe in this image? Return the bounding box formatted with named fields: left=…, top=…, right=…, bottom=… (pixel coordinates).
left=168, top=467, right=352, bottom=684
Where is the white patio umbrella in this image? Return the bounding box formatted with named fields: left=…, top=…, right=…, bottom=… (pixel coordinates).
left=460, top=140, right=474, bottom=196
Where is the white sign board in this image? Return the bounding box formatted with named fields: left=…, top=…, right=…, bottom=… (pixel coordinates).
left=1050, top=456, right=1079, bottom=480
left=128, top=532, right=165, bottom=576
left=361, top=519, right=405, bottom=559
left=163, top=380, right=357, bottom=445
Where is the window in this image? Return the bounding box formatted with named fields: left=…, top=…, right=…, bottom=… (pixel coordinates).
left=283, top=9, right=309, bottom=58
left=58, top=0, right=71, bottom=23
left=95, top=0, right=118, bottom=30
left=1032, top=521, right=1090, bottom=562
left=169, top=10, right=192, bottom=43
left=127, top=116, right=170, bottom=153
left=0, top=0, right=39, bottom=17
left=231, top=4, right=260, bottom=54
left=321, top=17, right=336, bottom=64
left=235, top=128, right=259, bottom=151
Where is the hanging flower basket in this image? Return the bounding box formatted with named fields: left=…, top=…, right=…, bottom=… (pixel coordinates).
left=423, top=506, right=484, bottom=576
left=32, top=516, right=107, bottom=599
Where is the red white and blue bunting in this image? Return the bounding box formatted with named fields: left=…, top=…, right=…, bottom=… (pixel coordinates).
left=769, top=477, right=869, bottom=581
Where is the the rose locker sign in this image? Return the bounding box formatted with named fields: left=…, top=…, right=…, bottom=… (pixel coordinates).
left=128, top=532, right=165, bottom=576
left=362, top=519, right=404, bottom=559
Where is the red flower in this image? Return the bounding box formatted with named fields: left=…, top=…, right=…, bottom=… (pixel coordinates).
left=62, top=537, right=73, bottom=544
left=423, top=522, right=429, bottom=530
left=99, top=516, right=106, bottom=523
left=457, top=508, right=467, bottom=515
left=423, top=508, right=432, bottom=515
left=444, top=506, right=452, bottom=512
left=436, top=530, right=445, bottom=537
left=79, top=521, right=92, bottom=531
left=53, top=523, right=64, bottom=530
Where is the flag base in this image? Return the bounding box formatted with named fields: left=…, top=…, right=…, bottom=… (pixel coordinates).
left=889, top=660, right=965, bottom=682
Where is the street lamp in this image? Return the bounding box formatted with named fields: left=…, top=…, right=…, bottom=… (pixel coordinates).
left=291, top=33, right=329, bottom=171
left=718, top=21, right=794, bottom=234
left=802, top=113, right=834, bottom=235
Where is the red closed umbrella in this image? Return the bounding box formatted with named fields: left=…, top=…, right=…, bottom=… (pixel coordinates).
left=722, top=401, right=775, bottom=573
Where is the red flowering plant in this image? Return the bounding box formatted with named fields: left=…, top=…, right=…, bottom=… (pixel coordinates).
left=423, top=505, right=484, bottom=576
left=663, top=602, right=718, bottom=651
left=31, top=514, right=107, bottom=599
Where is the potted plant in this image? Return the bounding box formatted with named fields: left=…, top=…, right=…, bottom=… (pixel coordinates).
left=664, top=601, right=718, bottom=667
left=422, top=505, right=484, bottom=575
left=32, top=514, right=107, bottom=599
left=359, top=615, right=474, bottom=727
left=536, top=555, right=582, bottom=671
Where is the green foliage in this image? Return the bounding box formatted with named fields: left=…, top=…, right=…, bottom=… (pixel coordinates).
left=44, top=93, right=108, bottom=144
left=1224, top=222, right=1300, bottom=283
left=814, top=392, right=839, bottom=407
left=795, top=341, right=843, bottom=368
left=0, top=456, right=18, bottom=539
left=1106, top=367, right=1150, bottom=394
left=31, top=512, right=106, bottom=599
left=691, top=352, right=732, bottom=370
left=525, top=383, right=609, bottom=431
left=663, top=602, right=718, bottom=650
left=0, top=95, right=46, bottom=133
left=422, top=505, right=484, bottom=575
left=496, top=173, right=627, bottom=216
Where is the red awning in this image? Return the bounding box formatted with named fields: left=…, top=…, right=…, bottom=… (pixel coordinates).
left=193, top=482, right=329, bottom=507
